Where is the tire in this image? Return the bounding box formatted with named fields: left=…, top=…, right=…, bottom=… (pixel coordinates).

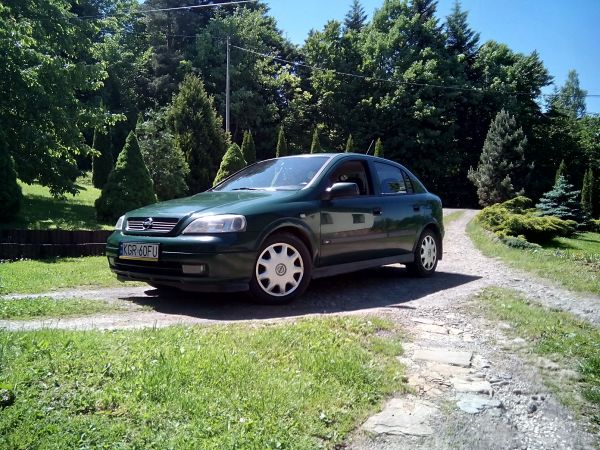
left=249, top=233, right=312, bottom=304
left=406, top=229, right=439, bottom=277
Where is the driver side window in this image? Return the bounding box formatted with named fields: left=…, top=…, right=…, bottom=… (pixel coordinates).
left=328, top=160, right=371, bottom=195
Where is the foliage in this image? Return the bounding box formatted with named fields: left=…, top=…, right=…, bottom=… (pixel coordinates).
left=0, top=317, right=405, bottom=449
left=213, top=143, right=247, bottom=186
left=0, top=0, right=111, bottom=196
left=536, top=175, right=586, bottom=223
left=0, top=147, right=22, bottom=221
left=374, top=138, right=384, bottom=157
left=345, top=134, right=355, bottom=153
left=137, top=109, right=190, bottom=201
left=477, top=196, right=576, bottom=243
left=468, top=109, right=527, bottom=206
left=310, top=127, right=323, bottom=153
left=95, top=132, right=157, bottom=222
left=550, top=70, right=587, bottom=119
left=555, top=159, right=568, bottom=184
left=91, top=128, right=114, bottom=189
left=276, top=126, right=288, bottom=157
left=167, top=75, right=228, bottom=194
left=241, top=130, right=256, bottom=164
left=500, top=235, right=542, bottom=250
left=344, top=0, right=368, bottom=32
left=581, top=167, right=595, bottom=218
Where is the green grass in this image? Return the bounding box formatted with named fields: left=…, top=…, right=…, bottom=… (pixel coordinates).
left=467, top=219, right=600, bottom=295
left=1, top=173, right=112, bottom=230
left=0, top=297, right=124, bottom=320
left=0, top=316, right=406, bottom=449
left=444, top=210, right=464, bottom=225
left=0, top=256, right=133, bottom=295
left=477, top=287, right=600, bottom=426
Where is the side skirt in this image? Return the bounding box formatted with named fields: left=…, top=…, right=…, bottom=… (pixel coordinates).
left=312, top=254, right=414, bottom=280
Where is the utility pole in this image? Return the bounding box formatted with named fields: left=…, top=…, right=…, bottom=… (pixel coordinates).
left=225, top=36, right=231, bottom=134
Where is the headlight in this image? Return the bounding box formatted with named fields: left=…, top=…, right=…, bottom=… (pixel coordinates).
left=115, top=215, right=125, bottom=231
left=182, top=214, right=247, bottom=234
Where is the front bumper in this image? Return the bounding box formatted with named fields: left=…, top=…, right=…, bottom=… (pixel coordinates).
left=106, top=231, right=257, bottom=292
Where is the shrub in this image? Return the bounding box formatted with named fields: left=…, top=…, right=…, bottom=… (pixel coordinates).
left=536, top=175, right=586, bottom=224
left=374, top=138, right=384, bottom=157
left=310, top=127, right=322, bottom=153
left=95, top=132, right=157, bottom=222
left=477, top=196, right=576, bottom=244
left=590, top=219, right=600, bottom=233
left=276, top=126, right=288, bottom=157
left=501, top=235, right=542, bottom=250
left=91, top=127, right=114, bottom=189
left=0, top=147, right=22, bottom=221
left=213, top=143, right=246, bottom=186
left=345, top=134, right=354, bottom=153
left=137, top=109, right=190, bottom=201
left=241, top=130, right=256, bottom=164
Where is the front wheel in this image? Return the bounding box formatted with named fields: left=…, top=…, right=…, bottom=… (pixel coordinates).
left=249, top=233, right=312, bottom=304
left=406, top=229, right=439, bottom=277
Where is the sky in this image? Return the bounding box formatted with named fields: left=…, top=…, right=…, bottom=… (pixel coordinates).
left=264, top=0, right=600, bottom=114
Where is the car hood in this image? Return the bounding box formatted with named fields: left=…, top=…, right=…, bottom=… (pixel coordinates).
left=126, top=190, right=298, bottom=219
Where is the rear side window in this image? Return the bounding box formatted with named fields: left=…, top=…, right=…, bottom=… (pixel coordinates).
left=374, top=162, right=413, bottom=194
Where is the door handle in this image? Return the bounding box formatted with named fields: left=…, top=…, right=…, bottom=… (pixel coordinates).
left=373, top=207, right=383, bottom=216
left=412, top=204, right=421, bottom=211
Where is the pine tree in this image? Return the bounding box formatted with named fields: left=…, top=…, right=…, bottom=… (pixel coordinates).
left=467, top=109, right=527, bottom=207
left=555, top=159, right=568, bottom=184
left=95, top=132, right=157, bottom=222
left=445, top=1, right=480, bottom=60
left=276, top=126, right=288, bottom=157
left=241, top=130, right=256, bottom=164
left=168, top=75, right=228, bottom=194
left=310, top=127, right=323, bottom=153
left=344, top=0, right=367, bottom=32
left=213, top=143, right=247, bottom=186
left=0, top=147, right=23, bottom=221
left=536, top=175, right=585, bottom=223
left=581, top=167, right=594, bottom=217
left=374, top=138, right=384, bottom=157
left=345, top=134, right=355, bottom=153
left=91, top=128, right=114, bottom=189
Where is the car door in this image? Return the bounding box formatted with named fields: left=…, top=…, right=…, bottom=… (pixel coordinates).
left=319, top=159, right=387, bottom=266
left=371, top=161, right=421, bottom=255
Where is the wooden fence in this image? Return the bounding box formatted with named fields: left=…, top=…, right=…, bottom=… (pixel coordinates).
left=0, top=230, right=112, bottom=260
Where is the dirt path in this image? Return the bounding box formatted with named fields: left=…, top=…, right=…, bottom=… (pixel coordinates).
left=1, top=210, right=598, bottom=448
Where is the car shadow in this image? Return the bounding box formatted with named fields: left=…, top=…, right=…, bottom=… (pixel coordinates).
left=122, top=266, right=481, bottom=321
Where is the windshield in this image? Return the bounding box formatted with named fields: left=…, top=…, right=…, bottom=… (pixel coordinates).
left=213, top=156, right=330, bottom=192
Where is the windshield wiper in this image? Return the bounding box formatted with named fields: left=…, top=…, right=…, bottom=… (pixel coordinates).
left=231, top=187, right=264, bottom=191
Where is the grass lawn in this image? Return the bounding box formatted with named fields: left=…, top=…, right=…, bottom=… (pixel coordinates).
left=0, top=256, right=134, bottom=295
left=0, top=316, right=406, bottom=449
left=467, top=220, right=600, bottom=295
left=1, top=174, right=112, bottom=230
left=0, top=297, right=125, bottom=320
left=477, top=287, right=599, bottom=426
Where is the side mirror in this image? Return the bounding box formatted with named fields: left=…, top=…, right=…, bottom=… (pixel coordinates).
left=322, top=182, right=360, bottom=201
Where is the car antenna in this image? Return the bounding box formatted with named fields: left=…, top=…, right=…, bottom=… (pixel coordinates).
left=365, top=139, right=375, bottom=155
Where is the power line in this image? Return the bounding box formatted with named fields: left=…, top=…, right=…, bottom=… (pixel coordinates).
left=77, top=0, right=258, bottom=20
left=231, top=43, right=600, bottom=99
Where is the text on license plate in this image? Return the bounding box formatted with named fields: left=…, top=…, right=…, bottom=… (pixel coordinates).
left=119, top=243, right=159, bottom=261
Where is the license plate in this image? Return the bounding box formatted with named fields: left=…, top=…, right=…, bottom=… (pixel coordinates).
left=119, top=243, right=159, bottom=261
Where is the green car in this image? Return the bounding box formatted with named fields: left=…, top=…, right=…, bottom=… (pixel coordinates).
left=106, top=153, right=443, bottom=303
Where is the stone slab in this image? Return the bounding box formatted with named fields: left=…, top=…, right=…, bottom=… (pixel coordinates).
left=425, top=362, right=471, bottom=379
left=363, top=397, right=438, bottom=436
left=413, top=348, right=473, bottom=368
left=416, top=324, right=449, bottom=335
left=456, top=393, right=502, bottom=414
left=451, top=377, right=493, bottom=394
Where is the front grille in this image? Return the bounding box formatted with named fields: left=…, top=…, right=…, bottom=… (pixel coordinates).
left=126, top=217, right=179, bottom=233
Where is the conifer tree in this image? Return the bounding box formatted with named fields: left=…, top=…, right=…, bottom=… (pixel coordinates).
left=276, top=126, right=288, bottom=157
left=241, top=130, right=256, bottom=164
left=95, top=132, right=157, bottom=222
left=445, top=0, right=480, bottom=60
left=213, top=143, right=247, bottom=186
left=310, top=127, right=323, bottom=153
left=345, top=134, right=355, bottom=153
left=344, top=0, right=367, bottom=32
left=555, top=159, right=568, bottom=184
left=536, top=175, right=585, bottom=223
left=0, top=147, right=22, bottom=221
left=168, top=75, right=228, bottom=194
left=374, top=138, right=384, bottom=157
left=91, top=128, right=114, bottom=189
left=468, top=109, right=527, bottom=206
left=581, top=167, right=594, bottom=217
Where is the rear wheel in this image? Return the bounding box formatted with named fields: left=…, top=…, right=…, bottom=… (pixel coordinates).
left=406, top=229, right=439, bottom=277
left=250, top=233, right=312, bottom=304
